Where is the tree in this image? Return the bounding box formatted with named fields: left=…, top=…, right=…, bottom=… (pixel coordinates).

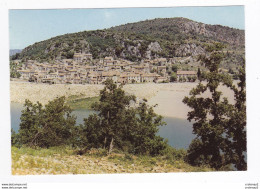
left=10, top=61, right=21, bottom=78
left=183, top=43, right=246, bottom=170
left=191, top=76, right=197, bottom=82
left=18, top=97, right=76, bottom=148
left=197, top=68, right=201, bottom=81
left=91, top=79, right=136, bottom=154
left=81, top=79, right=167, bottom=155
left=170, top=72, right=177, bottom=82
left=66, top=50, right=74, bottom=59
left=224, top=66, right=247, bottom=170
left=11, top=128, right=19, bottom=147
left=126, top=99, right=167, bottom=155
left=115, top=46, right=123, bottom=57
left=172, top=65, right=178, bottom=73
left=19, top=100, right=44, bottom=146
left=10, top=71, right=21, bottom=79
left=79, top=114, right=103, bottom=150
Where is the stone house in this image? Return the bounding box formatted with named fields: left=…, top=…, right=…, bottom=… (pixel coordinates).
left=176, top=71, right=197, bottom=81
left=156, top=76, right=168, bottom=83
left=127, top=73, right=141, bottom=83
left=83, top=53, right=93, bottom=61
left=141, top=73, right=158, bottom=83
left=18, top=70, right=35, bottom=80
left=73, top=53, right=84, bottom=63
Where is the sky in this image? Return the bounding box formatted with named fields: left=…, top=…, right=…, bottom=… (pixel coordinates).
left=9, top=6, right=245, bottom=49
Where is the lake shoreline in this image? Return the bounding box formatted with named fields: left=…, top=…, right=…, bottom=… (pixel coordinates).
left=10, top=81, right=197, bottom=119
left=10, top=81, right=235, bottom=119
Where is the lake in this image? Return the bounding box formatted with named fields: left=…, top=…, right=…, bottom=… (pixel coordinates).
left=10, top=102, right=195, bottom=149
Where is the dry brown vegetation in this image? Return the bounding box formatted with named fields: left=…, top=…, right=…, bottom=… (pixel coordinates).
left=12, top=147, right=213, bottom=175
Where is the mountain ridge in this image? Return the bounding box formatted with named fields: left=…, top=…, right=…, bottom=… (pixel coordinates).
left=11, top=17, right=244, bottom=67
left=111, top=17, right=244, bottom=46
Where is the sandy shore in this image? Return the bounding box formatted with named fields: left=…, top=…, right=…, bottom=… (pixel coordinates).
left=148, top=83, right=235, bottom=119
left=10, top=81, right=104, bottom=105
left=10, top=81, right=235, bottom=119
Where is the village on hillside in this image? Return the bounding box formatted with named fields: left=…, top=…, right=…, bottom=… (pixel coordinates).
left=11, top=52, right=197, bottom=85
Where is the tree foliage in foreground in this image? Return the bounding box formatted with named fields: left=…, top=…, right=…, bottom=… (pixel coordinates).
left=18, top=97, right=76, bottom=148
left=224, top=65, right=246, bottom=170
left=183, top=43, right=246, bottom=170
left=80, top=79, right=167, bottom=155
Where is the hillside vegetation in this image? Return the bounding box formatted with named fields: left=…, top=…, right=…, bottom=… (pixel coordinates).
left=12, top=17, right=244, bottom=71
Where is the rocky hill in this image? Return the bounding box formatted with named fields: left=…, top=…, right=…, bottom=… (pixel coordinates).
left=12, top=17, right=245, bottom=68
left=111, top=17, right=244, bottom=46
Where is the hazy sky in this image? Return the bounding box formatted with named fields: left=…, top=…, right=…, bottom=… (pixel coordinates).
left=9, top=6, right=245, bottom=49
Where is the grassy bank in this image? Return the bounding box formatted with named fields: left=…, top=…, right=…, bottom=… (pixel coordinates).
left=11, top=146, right=213, bottom=175
left=66, top=95, right=100, bottom=110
